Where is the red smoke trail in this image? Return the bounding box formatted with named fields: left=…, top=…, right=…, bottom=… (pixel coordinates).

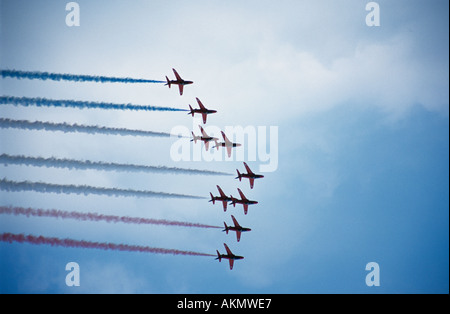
left=0, top=233, right=215, bottom=257
left=0, top=206, right=221, bottom=229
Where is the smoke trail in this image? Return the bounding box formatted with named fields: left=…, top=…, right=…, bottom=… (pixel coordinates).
left=1, top=69, right=165, bottom=84
left=0, top=178, right=206, bottom=200
left=0, top=233, right=215, bottom=257
left=0, top=206, right=221, bottom=229
left=0, top=154, right=232, bottom=176
left=0, top=118, right=172, bottom=138
left=0, top=96, right=188, bottom=112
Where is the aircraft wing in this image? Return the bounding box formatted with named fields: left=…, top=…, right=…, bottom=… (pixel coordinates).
left=236, top=231, right=242, bottom=242
left=224, top=243, right=232, bottom=255
left=237, top=188, right=246, bottom=200
left=217, top=186, right=226, bottom=198
left=243, top=204, right=248, bottom=215
left=221, top=131, right=231, bottom=144
left=200, top=126, right=208, bottom=137
left=244, top=162, right=254, bottom=175
left=204, top=141, right=210, bottom=151
left=173, top=68, right=182, bottom=81
left=221, top=132, right=233, bottom=157
left=228, top=259, right=234, bottom=270
left=231, top=215, right=241, bottom=228
left=178, top=84, right=184, bottom=96
left=196, top=98, right=206, bottom=110
left=226, top=146, right=232, bottom=158
left=222, top=201, right=227, bottom=212
left=202, top=113, right=207, bottom=124
left=249, top=178, right=255, bottom=189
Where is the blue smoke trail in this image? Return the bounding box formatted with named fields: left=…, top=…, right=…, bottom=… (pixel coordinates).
left=0, top=96, right=188, bottom=112
left=0, top=178, right=206, bottom=200
left=0, top=118, right=172, bottom=138
left=0, top=154, right=232, bottom=176
left=1, top=69, right=165, bottom=84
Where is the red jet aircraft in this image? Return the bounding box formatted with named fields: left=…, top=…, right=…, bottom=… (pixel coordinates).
left=236, top=162, right=264, bottom=189
left=230, top=188, right=258, bottom=215
left=216, top=243, right=244, bottom=270
left=165, top=68, right=193, bottom=95
left=223, top=215, right=251, bottom=242
left=188, top=98, right=217, bottom=124
left=191, top=125, right=218, bottom=151
left=214, top=131, right=242, bottom=158
left=209, top=185, right=232, bottom=211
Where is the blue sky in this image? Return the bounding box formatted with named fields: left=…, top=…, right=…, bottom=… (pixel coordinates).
left=0, top=0, right=448, bottom=293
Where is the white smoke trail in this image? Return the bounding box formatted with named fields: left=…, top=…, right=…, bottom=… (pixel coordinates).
left=0, top=178, right=206, bottom=200
left=0, top=154, right=232, bottom=176
left=0, top=118, right=172, bottom=137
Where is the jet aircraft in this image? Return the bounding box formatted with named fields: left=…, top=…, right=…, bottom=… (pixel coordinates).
left=229, top=188, right=258, bottom=215
left=214, top=131, right=242, bottom=158
left=236, top=162, right=264, bottom=189
left=191, top=126, right=218, bottom=151
left=165, top=68, right=193, bottom=95
left=223, top=215, right=251, bottom=242
left=188, top=98, right=217, bottom=124
left=216, top=243, right=244, bottom=270
left=209, top=185, right=232, bottom=211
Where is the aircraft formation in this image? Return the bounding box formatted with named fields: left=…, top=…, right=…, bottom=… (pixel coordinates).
left=1, top=68, right=263, bottom=271
left=167, top=68, right=265, bottom=270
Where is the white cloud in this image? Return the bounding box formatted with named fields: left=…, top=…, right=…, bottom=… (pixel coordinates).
left=231, top=34, right=448, bottom=122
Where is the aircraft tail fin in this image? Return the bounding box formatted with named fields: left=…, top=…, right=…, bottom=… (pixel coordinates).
left=230, top=196, right=236, bottom=207
left=223, top=222, right=229, bottom=234
left=165, top=76, right=171, bottom=88
left=236, top=170, right=242, bottom=181
left=216, top=250, right=221, bottom=262
left=192, top=132, right=197, bottom=143
left=209, top=192, right=215, bottom=204
left=188, top=105, right=194, bottom=117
